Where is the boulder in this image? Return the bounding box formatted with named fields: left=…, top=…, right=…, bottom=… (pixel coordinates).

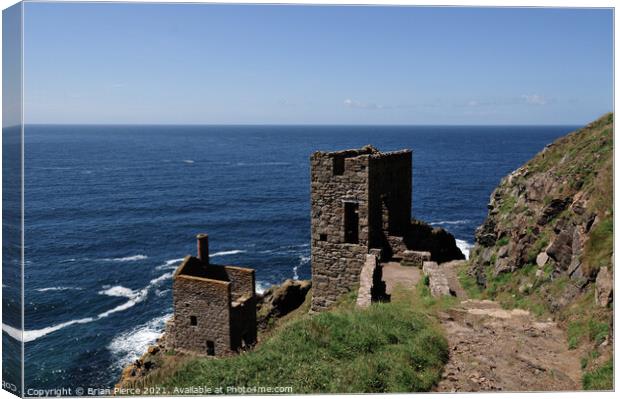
left=595, top=265, right=613, bottom=307
left=537, top=198, right=571, bottom=225
left=256, top=279, right=311, bottom=329
left=497, top=245, right=509, bottom=259
left=494, top=258, right=512, bottom=277
left=475, top=218, right=497, bottom=247
left=147, top=346, right=160, bottom=355
left=546, top=225, right=575, bottom=271
left=400, top=220, right=465, bottom=263
left=479, top=247, right=494, bottom=265
left=536, top=252, right=549, bottom=267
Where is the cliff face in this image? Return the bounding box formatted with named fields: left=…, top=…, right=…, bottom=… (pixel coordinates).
left=467, top=114, right=613, bottom=367
left=465, top=114, right=614, bottom=388
left=470, top=113, right=613, bottom=304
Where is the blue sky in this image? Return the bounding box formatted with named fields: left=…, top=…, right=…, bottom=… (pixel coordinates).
left=22, top=2, right=613, bottom=125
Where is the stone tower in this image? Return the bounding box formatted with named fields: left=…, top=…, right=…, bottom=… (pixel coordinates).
left=166, top=234, right=257, bottom=356
left=310, top=145, right=413, bottom=312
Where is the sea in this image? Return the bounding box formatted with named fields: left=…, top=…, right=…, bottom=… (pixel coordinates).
left=2, top=124, right=577, bottom=392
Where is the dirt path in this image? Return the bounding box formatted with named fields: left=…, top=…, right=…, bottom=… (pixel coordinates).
left=434, top=261, right=582, bottom=392
left=381, top=261, right=421, bottom=296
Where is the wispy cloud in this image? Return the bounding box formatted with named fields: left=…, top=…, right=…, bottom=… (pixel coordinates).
left=463, top=94, right=551, bottom=108
left=344, top=99, right=388, bottom=110
left=521, top=94, right=547, bottom=105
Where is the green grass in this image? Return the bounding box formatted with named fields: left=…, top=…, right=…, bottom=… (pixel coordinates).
left=410, top=277, right=458, bottom=313
left=496, top=236, right=510, bottom=247
left=582, top=217, right=613, bottom=277
left=562, top=287, right=611, bottom=351
left=568, top=319, right=609, bottom=349
left=142, top=294, right=449, bottom=394
left=457, top=264, right=482, bottom=299
left=498, top=196, right=516, bottom=214
left=580, top=350, right=601, bottom=371
left=583, top=359, right=613, bottom=390
left=526, top=232, right=549, bottom=264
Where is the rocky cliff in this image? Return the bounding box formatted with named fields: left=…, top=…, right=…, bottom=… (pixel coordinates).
left=466, top=113, right=613, bottom=386
left=470, top=113, right=613, bottom=304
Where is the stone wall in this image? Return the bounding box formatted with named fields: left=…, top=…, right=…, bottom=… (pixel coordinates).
left=230, top=295, right=257, bottom=349
left=368, top=150, right=412, bottom=246
left=310, top=147, right=373, bottom=311
left=422, top=261, right=452, bottom=297
left=310, top=146, right=414, bottom=312
left=356, top=255, right=378, bottom=308
left=167, top=253, right=257, bottom=356
left=169, top=276, right=234, bottom=356
left=224, top=265, right=255, bottom=301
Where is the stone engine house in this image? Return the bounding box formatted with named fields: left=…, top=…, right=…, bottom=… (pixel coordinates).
left=166, top=234, right=257, bottom=356
left=310, top=145, right=416, bottom=312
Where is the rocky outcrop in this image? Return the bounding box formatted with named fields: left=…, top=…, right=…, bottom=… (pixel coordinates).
left=469, top=113, right=613, bottom=311
left=595, top=264, right=613, bottom=307
left=256, top=279, right=311, bottom=329
left=116, top=343, right=167, bottom=389
left=398, top=219, right=465, bottom=263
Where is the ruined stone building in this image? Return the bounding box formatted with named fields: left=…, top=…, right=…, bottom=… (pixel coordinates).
left=165, top=234, right=257, bottom=356
left=310, top=145, right=463, bottom=312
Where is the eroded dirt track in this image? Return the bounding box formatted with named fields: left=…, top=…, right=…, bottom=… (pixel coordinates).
left=434, top=262, right=582, bottom=392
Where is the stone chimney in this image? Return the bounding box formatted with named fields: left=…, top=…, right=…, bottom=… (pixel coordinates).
left=197, top=233, right=209, bottom=264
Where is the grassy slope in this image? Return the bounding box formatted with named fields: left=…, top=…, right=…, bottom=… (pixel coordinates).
left=461, top=113, right=614, bottom=390
left=129, top=286, right=450, bottom=394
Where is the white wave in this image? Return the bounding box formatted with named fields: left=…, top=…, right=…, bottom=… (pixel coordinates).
left=3, top=317, right=94, bottom=343
left=155, top=258, right=185, bottom=270
left=259, top=243, right=309, bottom=255
left=293, top=255, right=310, bottom=280
left=210, top=249, right=246, bottom=257
left=2, top=324, right=22, bottom=341
left=98, top=286, right=137, bottom=298
left=456, top=239, right=473, bottom=260
left=183, top=160, right=195, bottom=164
left=235, top=162, right=291, bottom=166
left=97, top=272, right=173, bottom=319
left=431, top=220, right=469, bottom=225
left=97, top=288, right=148, bottom=319
left=103, top=254, right=148, bottom=262
left=149, top=272, right=173, bottom=285
left=35, top=286, right=83, bottom=292
left=108, top=313, right=172, bottom=369
left=255, top=281, right=270, bottom=295
left=4, top=270, right=174, bottom=343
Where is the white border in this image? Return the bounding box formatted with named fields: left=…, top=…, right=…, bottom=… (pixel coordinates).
left=0, top=2, right=616, bottom=399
